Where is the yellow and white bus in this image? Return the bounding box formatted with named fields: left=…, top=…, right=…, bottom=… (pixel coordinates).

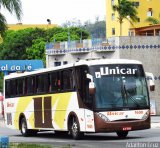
left=3, top=59, right=154, bottom=139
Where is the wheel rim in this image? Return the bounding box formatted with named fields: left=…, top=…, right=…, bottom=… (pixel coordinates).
left=21, top=121, right=26, bottom=134
left=72, top=121, right=78, bottom=136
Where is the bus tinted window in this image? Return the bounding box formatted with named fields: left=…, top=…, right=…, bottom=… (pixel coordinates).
left=5, top=80, right=11, bottom=98
left=17, top=78, right=24, bottom=95
left=62, top=69, right=73, bottom=91
left=36, top=74, right=49, bottom=93
left=49, top=72, right=60, bottom=92
left=27, top=76, right=35, bottom=94
left=10, top=79, right=17, bottom=97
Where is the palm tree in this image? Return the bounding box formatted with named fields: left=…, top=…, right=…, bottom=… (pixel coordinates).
left=112, top=0, right=138, bottom=36
left=145, top=14, right=160, bottom=25
left=0, top=0, right=22, bottom=37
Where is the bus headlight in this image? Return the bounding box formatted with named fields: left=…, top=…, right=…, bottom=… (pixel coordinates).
left=97, top=113, right=110, bottom=122
left=142, top=110, right=149, bottom=120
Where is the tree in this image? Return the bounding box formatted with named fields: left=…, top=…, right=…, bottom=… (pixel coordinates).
left=0, top=27, right=90, bottom=63
left=112, top=0, right=138, bottom=36
left=84, top=20, right=106, bottom=38
left=145, top=13, right=160, bottom=25
left=0, top=0, right=22, bottom=37
left=26, top=38, right=46, bottom=63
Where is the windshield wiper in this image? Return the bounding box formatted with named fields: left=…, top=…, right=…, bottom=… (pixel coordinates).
left=123, top=85, right=141, bottom=107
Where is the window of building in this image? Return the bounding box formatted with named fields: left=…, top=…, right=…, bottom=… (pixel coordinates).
left=132, top=2, right=139, bottom=7
left=63, top=61, right=68, bottom=65
left=112, top=28, right=115, bottom=35
left=112, top=13, right=115, bottom=21
left=111, top=0, right=114, bottom=5
left=147, top=8, right=152, bottom=17
left=54, top=62, right=61, bottom=67
left=137, top=18, right=140, bottom=22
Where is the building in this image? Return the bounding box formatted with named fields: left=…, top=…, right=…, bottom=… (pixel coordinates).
left=106, top=0, right=160, bottom=37
left=130, top=24, right=160, bottom=36
left=7, top=23, right=57, bottom=31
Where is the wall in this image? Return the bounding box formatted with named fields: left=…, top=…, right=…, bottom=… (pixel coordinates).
left=116, top=36, right=160, bottom=114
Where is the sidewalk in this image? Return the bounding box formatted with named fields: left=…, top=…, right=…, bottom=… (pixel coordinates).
left=151, top=115, right=160, bottom=128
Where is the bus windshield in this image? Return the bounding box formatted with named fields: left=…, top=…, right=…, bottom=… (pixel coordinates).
left=89, top=64, right=149, bottom=110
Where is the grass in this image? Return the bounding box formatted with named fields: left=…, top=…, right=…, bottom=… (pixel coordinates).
left=9, top=143, right=72, bottom=148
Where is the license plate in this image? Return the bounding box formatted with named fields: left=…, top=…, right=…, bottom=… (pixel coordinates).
left=123, top=127, right=132, bottom=131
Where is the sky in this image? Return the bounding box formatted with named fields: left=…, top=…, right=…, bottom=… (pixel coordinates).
left=2, top=0, right=106, bottom=25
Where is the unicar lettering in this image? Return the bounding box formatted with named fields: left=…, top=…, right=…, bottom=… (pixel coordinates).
left=100, top=67, right=137, bottom=75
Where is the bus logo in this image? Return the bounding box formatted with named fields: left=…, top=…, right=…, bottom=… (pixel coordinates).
left=95, top=67, right=137, bottom=78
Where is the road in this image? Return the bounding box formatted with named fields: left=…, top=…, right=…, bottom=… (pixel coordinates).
left=0, top=121, right=160, bottom=148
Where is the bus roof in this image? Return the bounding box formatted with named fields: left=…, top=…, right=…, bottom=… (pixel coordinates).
left=4, top=59, right=142, bottom=79
left=74, top=59, right=142, bottom=66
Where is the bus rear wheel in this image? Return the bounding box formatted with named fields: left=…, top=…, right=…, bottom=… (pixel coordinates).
left=20, top=118, right=37, bottom=137
left=69, top=117, right=84, bottom=140
left=116, top=131, right=128, bottom=138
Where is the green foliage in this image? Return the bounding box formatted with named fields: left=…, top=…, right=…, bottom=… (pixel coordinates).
left=0, top=0, right=22, bottom=37
left=26, top=38, right=46, bottom=63
left=0, top=13, right=7, bottom=37
left=0, top=28, right=36, bottom=60
left=10, top=143, right=52, bottom=148
left=112, top=0, right=138, bottom=35
left=50, top=27, right=89, bottom=42
left=0, top=27, right=90, bottom=64
left=84, top=20, right=106, bottom=38
left=145, top=14, right=160, bottom=25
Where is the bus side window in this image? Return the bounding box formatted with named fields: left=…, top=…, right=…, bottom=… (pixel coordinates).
left=17, top=78, right=24, bottom=96
left=61, top=69, right=73, bottom=91
left=36, top=74, right=49, bottom=93
left=10, top=79, right=17, bottom=97
left=5, top=80, right=11, bottom=98
left=75, top=66, right=91, bottom=107
left=24, top=78, right=28, bottom=95
left=27, top=76, right=35, bottom=95
left=49, top=72, right=59, bottom=92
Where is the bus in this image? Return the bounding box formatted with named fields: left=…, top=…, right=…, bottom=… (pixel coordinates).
left=3, top=59, right=155, bottom=139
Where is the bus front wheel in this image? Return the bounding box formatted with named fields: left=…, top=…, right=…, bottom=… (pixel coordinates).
left=116, top=131, right=128, bottom=138
left=69, top=117, right=84, bottom=140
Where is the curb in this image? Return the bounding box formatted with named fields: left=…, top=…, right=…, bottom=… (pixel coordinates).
left=151, top=123, right=160, bottom=128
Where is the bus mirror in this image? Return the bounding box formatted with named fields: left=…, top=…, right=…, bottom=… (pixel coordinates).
left=86, top=74, right=93, bottom=82
left=145, top=72, right=155, bottom=91
left=89, top=82, right=96, bottom=95
left=86, top=74, right=96, bottom=95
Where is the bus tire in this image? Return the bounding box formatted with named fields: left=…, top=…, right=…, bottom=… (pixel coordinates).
left=20, top=118, right=30, bottom=137
left=69, top=116, right=84, bottom=140
left=116, top=131, right=128, bottom=138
